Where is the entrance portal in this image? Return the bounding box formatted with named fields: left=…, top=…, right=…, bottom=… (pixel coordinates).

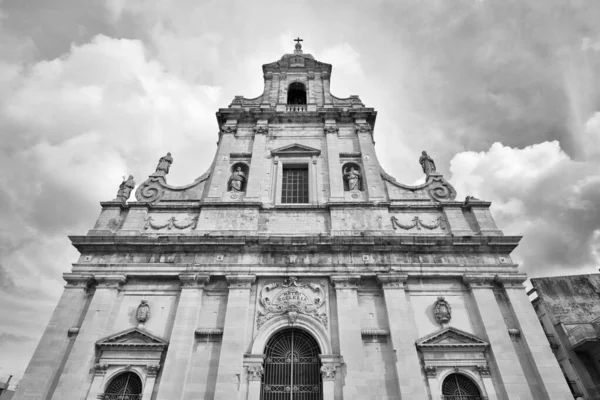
left=261, top=328, right=322, bottom=400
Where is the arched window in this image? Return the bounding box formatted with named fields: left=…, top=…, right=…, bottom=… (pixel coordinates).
left=287, top=82, right=307, bottom=105
left=104, top=372, right=143, bottom=400
left=442, top=373, right=482, bottom=400
left=261, top=328, right=322, bottom=400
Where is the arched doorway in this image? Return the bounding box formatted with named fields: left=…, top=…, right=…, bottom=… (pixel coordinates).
left=261, top=328, right=322, bottom=400
left=104, top=371, right=143, bottom=400
left=287, top=82, right=307, bottom=105
left=441, top=373, right=482, bottom=400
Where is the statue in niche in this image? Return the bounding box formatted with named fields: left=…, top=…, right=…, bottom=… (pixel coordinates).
left=115, top=175, right=135, bottom=203
left=228, top=166, right=246, bottom=192
left=343, top=166, right=361, bottom=191
left=136, top=300, right=150, bottom=324
left=155, top=152, right=173, bottom=174
left=419, top=151, right=436, bottom=178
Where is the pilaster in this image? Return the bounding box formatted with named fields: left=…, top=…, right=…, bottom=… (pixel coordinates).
left=262, top=73, right=273, bottom=106
left=377, top=274, right=429, bottom=400
left=496, top=275, right=573, bottom=400
left=463, top=274, right=535, bottom=400
left=443, top=204, right=474, bottom=236
left=214, top=275, right=256, bottom=400
left=324, top=121, right=343, bottom=201
left=13, top=274, right=93, bottom=400
left=156, top=274, right=210, bottom=400
left=244, top=123, right=268, bottom=201
left=51, top=274, right=126, bottom=400
left=243, top=354, right=264, bottom=400
left=207, top=131, right=236, bottom=199
left=355, top=119, right=385, bottom=201
left=330, top=275, right=363, bottom=398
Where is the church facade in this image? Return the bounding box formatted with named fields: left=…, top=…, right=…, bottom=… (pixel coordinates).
left=14, top=42, right=573, bottom=400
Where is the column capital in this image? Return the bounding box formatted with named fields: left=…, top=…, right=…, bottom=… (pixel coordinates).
left=424, top=365, right=437, bottom=378
left=226, top=274, right=256, bottom=289
left=147, top=363, right=161, bottom=377
left=93, top=274, right=127, bottom=288
left=246, top=365, right=263, bottom=381
left=63, top=273, right=94, bottom=289
left=331, top=275, right=361, bottom=289
left=377, top=274, right=408, bottom=289
left=463, top=274, right=495, bottom=289
left=320, top=364, right=336, bottom=381
left=494, top=274, right=527, bottom=289
left=179, top=273, right=210, bottom=288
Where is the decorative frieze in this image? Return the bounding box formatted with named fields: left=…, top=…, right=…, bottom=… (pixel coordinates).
left=390, top=215, right=446, bottom=231
left=144, top=215, right=199, bottom=230
left=257, top=277, right=327, bottom=329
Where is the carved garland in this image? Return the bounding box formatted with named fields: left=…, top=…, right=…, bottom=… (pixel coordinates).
left=390, top=216, right=446, bottom=231
left=144, top=216, right=199, bottom=230
left=257, top=277, right=327, bottom=329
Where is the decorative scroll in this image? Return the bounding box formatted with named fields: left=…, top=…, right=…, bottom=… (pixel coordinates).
left=144, top=216, right=198, bottom=230
left=391, top=216, right=446, bottom=231
left=428, top=175, right=458, bottom=201
left=136, top=176, right=166, bottom=203
left=257, top=277, right=327, bottom=329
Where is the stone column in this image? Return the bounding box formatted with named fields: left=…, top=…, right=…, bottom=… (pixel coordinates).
left=13, top=274, right=93, bottom=400
left=377, top=274, right=429, bottom=400
left=51, top=275, right=126, bottom=400
left=142, top=365, right=160, bottom=400
left=355, top=119, right=385, bottom=201
left=262, top=73, right=273, bottom=106
left=463, top=274, right=535, bottom=400
left=214, top=275, right=256, bottom=400
left=497, top=275, right=573, bottom=400
left=243, top=355, right=264, bottom=400
left=156, top=274, right=210, bottom=400
left=477, top=364, right=499, bottom=400
left=331, top=275, right=363, bottom=398
left=324, top=122, right=344, bottom=201
left=320, top=355, right=340, bottom=400
left=244, top=123, right=268, bottom=202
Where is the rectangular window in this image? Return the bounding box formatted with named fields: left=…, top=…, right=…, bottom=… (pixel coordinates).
left=281, top=166, right=309, bottom=203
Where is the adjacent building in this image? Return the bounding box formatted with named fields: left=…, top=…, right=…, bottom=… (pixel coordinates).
left=531, top=274, right=600, bottom=400
left=14, top=41, right=573, bottom=400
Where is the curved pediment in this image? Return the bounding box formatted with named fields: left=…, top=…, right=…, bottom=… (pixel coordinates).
left=382, top=169, right=457, bottom=202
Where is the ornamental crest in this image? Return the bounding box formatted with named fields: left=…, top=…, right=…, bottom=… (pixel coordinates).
left=257, top=277, right=327, bottom=329
left=434, top=296, right=451, bottom=324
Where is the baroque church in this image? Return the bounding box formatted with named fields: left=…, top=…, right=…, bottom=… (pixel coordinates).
left=14, top=41, right=574, bottom=400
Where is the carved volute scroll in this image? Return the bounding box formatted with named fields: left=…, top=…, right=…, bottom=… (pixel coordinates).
left=257, top=277, right=327, bottom=329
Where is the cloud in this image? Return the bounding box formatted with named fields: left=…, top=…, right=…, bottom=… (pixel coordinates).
left=450, top=141, right=600, bottom=276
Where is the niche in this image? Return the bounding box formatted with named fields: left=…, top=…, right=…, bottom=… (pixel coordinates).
left=228, top=163, right=249, bottom=192
left=287, top=82, right=307, bottom=105
left=342, top=162, right=362, bottom=191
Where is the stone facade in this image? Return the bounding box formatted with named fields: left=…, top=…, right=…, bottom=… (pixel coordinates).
left=14, top=43, right=573, bottom=400
left=531, top=274, right=600, bottom=400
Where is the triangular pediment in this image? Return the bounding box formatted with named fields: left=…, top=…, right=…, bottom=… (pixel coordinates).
left=96, top=327, right=168, bottom=349
left=416, top=327, right=488, bottom=349
left=270, top=143, right=321, bottom=157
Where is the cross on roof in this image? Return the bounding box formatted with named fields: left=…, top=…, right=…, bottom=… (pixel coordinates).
left=294, top=37, right=303, bottom=45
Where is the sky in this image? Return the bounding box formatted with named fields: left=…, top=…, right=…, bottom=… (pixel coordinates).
left=1, top=0, right=600, bottom=389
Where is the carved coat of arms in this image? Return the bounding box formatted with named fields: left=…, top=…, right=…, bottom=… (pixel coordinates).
left=257, top=277, right=327, bottom=329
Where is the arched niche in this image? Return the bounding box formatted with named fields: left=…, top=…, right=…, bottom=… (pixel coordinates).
left=439, top=370, right=484, bottom=400
left=228, top=162, right=249, bottom=192
left=251, top=313, right=332, bottom=356
left=287, top=82, right=307, bottom=105
left=342, top=162, right=362, bottom=191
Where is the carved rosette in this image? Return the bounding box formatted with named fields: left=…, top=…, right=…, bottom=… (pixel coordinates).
left=147, top=364, right=161, bottom=377
left=320, top=364, right=336, bottom=380
left=247, top=365, right=264, bottom=381
left=424, top=365, right=437, bottom=378
left=476, top=364, right=491, bottom=376
left=257, top=277, right=327, bottom=329
left=434, top=297, right=451, bottom=324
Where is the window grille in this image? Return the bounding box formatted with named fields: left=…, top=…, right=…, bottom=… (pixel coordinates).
left=261, top=328, right=322, bottom=400
left=441, top=373, right=482, bottom=400
left=104, top=372, right=142, bottom=400
left=282, top=167, right=309, bottom=204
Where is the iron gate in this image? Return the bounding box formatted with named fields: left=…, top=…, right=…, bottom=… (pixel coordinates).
left=441, top=373, right=482, bottom=400
left=104, top=372, right=142, bottom=400
left=261, top=328, right=322, bottom=400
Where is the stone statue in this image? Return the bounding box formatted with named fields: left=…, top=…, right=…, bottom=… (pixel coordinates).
left=156, top=152, right=173, bottom=174
left=419, top=151, right=436, bottom=177
left=115, top=175, right=135, bottom=203
left=343, top=166, right=361, bottom=191
left=136, top=300, right=150, bottom=324
left=228, top=166, right=246, bottom=192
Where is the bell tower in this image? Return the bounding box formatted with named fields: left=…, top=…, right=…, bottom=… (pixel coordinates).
left=14, top=40, right=573, bottom=400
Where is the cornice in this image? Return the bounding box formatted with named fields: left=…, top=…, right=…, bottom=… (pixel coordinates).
left=226, top=274, right=256, bottom=288
left=179, top=273, right=210, bottom=287
left=494, top=274, right=527, bottom=288
left=330, top=274, right=361, bottom=289
left=63, top=273, right=94, bottom=288
left=462, top=274, right=496, bottom=289
left=377, top=274, right=408, bottom=289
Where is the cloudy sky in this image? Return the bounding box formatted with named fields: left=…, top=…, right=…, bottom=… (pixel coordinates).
left=1, top=0, right=600, bottom=388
